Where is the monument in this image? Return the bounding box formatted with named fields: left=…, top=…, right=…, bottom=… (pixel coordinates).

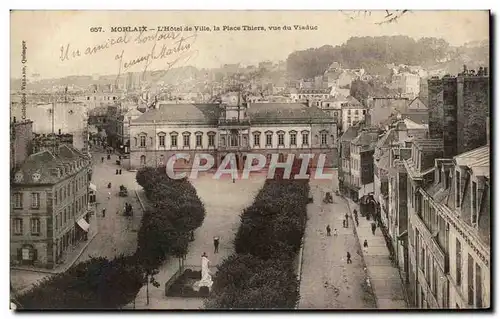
left=193, top=252, right=213, bottom=292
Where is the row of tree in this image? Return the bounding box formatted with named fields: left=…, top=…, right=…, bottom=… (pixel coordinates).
left=16, top=166, right=206, bottom=309
left=205, top=178, right=310, bottom=309
left=286, top=36, right=452, bottom=79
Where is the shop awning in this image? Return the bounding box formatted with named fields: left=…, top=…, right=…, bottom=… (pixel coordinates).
left=89, top=183, right=97, bottom=192
left=77, top=218, right=90, bottom=232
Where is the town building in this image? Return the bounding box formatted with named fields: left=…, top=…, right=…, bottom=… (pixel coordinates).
left=343, top=128, right=379, bottom=200
left=341, top=96, right=366, bottom=132
left=32, top=132, right=74, bottom=153
left=404, top=142, right=490, bottom=309
left=128, top=92, right=338, bottom=170
left=427, top=67, right=489, bottom=157
left=10, top=144, right=93, bottom=269
left=290, top=88, right=333, bottom=105
left=366, top=97, right=410, bottom=128
left=338, top=126, right=360, bottom=197
left=392, top=72, right=421, bottom=99
left=10, top=118, right=34, bottom=171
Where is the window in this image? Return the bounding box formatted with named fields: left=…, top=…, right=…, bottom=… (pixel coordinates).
left=54, top=191, right=58, bottom=205
left=363, top=110, right=366, bottom=115
left=134, top=137, right=137, bottom=146
left=290, top=132, right=297, bottom=146
left=278, top=132, right=285, bottom=146
left=158, top=135, right=165, bottom=147
left=472, top=181, right=478, bottom=225
left=208, top=133, right=215, bottom=147
left=230, top=133, right=238, bottom=147
left=140, top=155, right=146, bottom=166
left=31, top=193, right=40, bottom=209
left=266, top=133, right=272, bottom=146
left=355, top=110, right=359, bottom=115
left=30, top=218, right=41, bottom=235
left=321, top=132, right=328, bottom=145
left=468, top=254, right=474, bottom=305
left=432, top=262, right=438, bottom=295
left=347, top=109, right=351, bottom=115
left=253, top=133, right=261, bottom=147
left=13, top=218, right=23, bottom=235
left=150, top=137, right=153, bottom=145
left=171, top=135, right=178, bottom=147
left=55, top=214, right=59, bottom=231
left=476, top=263, right=483, bottom=308
left=183, top=134, right=190, bottom=147
left=456, top=239, right=462, bottom=287
left=456, top=170, right=461, bottom=207
left=196, top=134, right=203, bottom=147
left=140, top=135, right=146, bottom=147
left=14, top=193, right=23, bottom=209
left=63, top=208, right=67, bottom=224
left=302, top=132, right=309, bottom=146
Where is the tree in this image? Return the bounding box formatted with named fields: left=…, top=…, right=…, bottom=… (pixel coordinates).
left=17, top=256, right=143, bottom=309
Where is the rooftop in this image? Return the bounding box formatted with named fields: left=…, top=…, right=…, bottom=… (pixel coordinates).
left=454, top=145, right=490, bottom=178
left=352, top=130, right=379, bottom=150
left=12, top=144, right=90, bottom=186
left=340, top=126, right=359, bottom=142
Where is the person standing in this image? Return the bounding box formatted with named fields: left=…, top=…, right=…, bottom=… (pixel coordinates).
left=371, top=222, right=377, bottom=235
left=333, top=228, right=338, bottom=237
left=346, top=252, right=352, bottom=264
left=213, top=236, right=220, bottom=253
left=119, top=169, right=122, bottom=175
left=344, top=212, right=349, bottom=227
left=102, top=208, right=106, bottom=218
left=101, top=157, right=104, bottom=163
left=326, top=225, right=331, bottom=236
left=363, top=239, right=369, bottom=254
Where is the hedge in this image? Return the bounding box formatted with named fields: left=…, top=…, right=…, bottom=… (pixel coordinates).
left=206, top=176, right=310, bottom=309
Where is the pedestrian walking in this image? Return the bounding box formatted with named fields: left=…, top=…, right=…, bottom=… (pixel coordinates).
left=371, top=222, right=377, bottom=235
left=119, top=169, right=122, bottom=175
left=116, top=169, right=119, bottom=175
left=333, top=228, right=338, bottom=236
left=345, top=213, right=349, bottom=227
left=326, top=225, right=331, bottom=236
left=213, top=236, right=220, bottom=253
left=346, top=252, right=352, bottom=264
left=363, top=239, right=369, bottom=254
left=102, top=208, right=106, bottom=218
left=107, top=192, right=111, bottom=200
left=355, top=214, right=359, bottom=226
left=342, top=219, right=346, bottom=228
left=101, top=157, right=104, bottom=163
left=353, top=209, right=358, bottom=220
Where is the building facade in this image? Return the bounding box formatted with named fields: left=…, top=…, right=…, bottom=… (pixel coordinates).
left=11, top=144, right=93, bottom=269
left=129, top=92, right=338, bottom=171
left=341, top=97, right=366, bottom=132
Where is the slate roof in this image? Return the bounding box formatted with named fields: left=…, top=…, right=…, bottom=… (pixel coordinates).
left=12, top=144, right=90, bottom=186
left=340, top=126, right=359, bottom=142
left=352, top=131, right=379, bottom=151
left=248, top=103, right=332, bottom=124
left=454, top=145, right=490, bottom=178
left=133, top=104, right=220, bottom=125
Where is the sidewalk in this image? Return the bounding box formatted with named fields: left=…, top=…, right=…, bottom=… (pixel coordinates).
left=344, top=198, right=407, bottom=309
left=298, top=179, right=377, bottom=309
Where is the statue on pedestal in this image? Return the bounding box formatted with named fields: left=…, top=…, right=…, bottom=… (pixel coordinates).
left=193, top=252, right=213, bottom=292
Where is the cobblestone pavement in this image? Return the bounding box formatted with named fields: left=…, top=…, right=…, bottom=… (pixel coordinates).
left=298, top=175, right=377, bottom=309
left=127, top=173, right=266, bottom=309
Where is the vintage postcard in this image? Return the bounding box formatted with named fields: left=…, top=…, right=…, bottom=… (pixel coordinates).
left=10, top=10, right=490, bottom=310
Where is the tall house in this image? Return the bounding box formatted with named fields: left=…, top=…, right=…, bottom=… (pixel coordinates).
left=10, top=118, right=33, bottom=170
left=427, top=67, right=489, bottom=157
left=11, top=145, right=93, bottom=269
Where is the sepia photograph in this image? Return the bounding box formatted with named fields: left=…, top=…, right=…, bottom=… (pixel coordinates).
left=9, top=9, right=490, bottom=310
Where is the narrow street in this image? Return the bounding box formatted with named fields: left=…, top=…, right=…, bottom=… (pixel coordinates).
left=298, top=175, right=377, bottom=309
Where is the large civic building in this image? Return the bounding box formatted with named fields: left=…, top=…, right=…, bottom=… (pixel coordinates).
left=128, top=92, right=338, bottom=170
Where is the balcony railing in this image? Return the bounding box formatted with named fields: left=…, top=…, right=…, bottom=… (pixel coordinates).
left=218, top=119, right=251, bottom=126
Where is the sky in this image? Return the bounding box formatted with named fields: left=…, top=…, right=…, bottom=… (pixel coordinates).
left=10, top=10, right=489, bottom=79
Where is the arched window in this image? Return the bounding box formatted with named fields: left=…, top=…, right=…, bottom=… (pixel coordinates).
left=140, top=155, right=146, bottom=166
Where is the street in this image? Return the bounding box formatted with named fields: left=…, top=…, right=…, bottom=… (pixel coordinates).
left=298, top=174, right=377, bottom=309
